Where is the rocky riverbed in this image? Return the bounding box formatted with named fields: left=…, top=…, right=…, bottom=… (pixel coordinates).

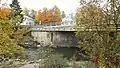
left=0, top=58, right=93, bottom=68
left=0, top=47, right=92, bottom=68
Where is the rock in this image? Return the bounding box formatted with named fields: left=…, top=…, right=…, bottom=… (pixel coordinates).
left=37, top=45, right=41, bottom=47
left=28, top=61, right=35, bottom=64
left=19, top=63, right=39, bottom=68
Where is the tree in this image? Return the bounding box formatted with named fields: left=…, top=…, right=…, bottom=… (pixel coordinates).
left=9, top=0, right=29, bottom=45
left=0, top=7, right=24, bottom=58
left=35, top=6, right=62, bottom=23
left=28, top=9, right=36, bottom=19
left=23, top=8, right=36, bottom=19
left=36, top=9, right=42, bottom=23
left=10, top=0, right=22, bottom=15
left=0, top=0, right=30, bottom=58
left=22, top=7, right=29, bottom=16
left=76, top=0, right=120, bottom=68
left=42, top=7, right=49, bottom=23
left=0, top=7, right=11, bottom=20
left=102, top=0, right=120, bottom=68
left=52, top=6, right=62, bottom=22
left=76, top=4, right=105, bottom=68
left=10, top=0, right=23, bottom=23
left=61, top=11, right=66, bottom=18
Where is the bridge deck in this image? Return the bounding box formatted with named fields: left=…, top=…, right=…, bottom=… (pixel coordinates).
left=30, top=25, right=120, bottom=32
left=30, top=25, right=77, bottom=32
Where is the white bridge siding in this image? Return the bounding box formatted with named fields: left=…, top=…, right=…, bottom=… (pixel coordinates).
left=31, top=32, right=52, bottom=46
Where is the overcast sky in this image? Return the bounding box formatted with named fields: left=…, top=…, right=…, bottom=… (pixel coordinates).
left=18, top=0, right=79, bottom=14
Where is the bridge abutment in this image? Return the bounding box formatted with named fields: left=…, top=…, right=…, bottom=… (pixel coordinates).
left=31, top=31, right=78, bottom=47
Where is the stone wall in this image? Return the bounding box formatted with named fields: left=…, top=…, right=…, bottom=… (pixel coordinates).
left=31, top=32, right=51, bottom=46
left=31, top=31, right=78, bottom=47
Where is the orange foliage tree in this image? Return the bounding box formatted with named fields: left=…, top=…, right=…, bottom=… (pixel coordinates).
left=52, top=6, right=62, bottom=22
left=36, top=9, right=42, bottom=23
left=36, top=6, right=62, bottom=23
left=0, top=7, right=11, bottom=20
left=42, top=7, right=49, bottom=23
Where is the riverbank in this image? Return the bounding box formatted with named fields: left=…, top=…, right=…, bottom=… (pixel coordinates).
left=0, top=59, right=93, bottom=68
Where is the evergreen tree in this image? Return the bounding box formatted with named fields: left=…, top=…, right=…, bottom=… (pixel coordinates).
left=61, top=11, right=66, bottom=18
left=10, top=0, right=23, bottom=23
left=9, top=0, right=29, bottom=45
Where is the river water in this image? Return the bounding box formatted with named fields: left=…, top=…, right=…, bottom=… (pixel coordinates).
left=24, top=47, right=82, bottom=61
left=24, top=48, right=40, bottom=61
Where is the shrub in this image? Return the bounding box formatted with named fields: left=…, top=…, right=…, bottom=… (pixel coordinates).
left=39, top=53, right=68, bottom=68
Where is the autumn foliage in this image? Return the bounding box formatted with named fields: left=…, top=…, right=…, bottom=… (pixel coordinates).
left=0, top=7, right=11, bottom=19
left=36, top=6, right=63, bottom=23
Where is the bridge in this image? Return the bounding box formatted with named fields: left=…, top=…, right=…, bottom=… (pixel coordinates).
left=30, top=25, right=76, bottom=32
left=30, top=24, right=120, bottom=32
left=29, top=21, right=120, bottom=47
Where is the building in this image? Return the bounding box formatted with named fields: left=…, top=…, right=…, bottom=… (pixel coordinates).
left=61, top=13, right=76, bottom=26
left=20, top=16, right=36, bottom=26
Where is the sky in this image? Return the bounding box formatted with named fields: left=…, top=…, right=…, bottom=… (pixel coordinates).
left=18, top=0, right=79, bottom=14
left=0, top=0, right=79, bottom=14
left=1, top=0, right=109, bottom=14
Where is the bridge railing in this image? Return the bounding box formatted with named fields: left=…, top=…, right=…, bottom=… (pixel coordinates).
left=30, top=24, right=120, bottom=32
